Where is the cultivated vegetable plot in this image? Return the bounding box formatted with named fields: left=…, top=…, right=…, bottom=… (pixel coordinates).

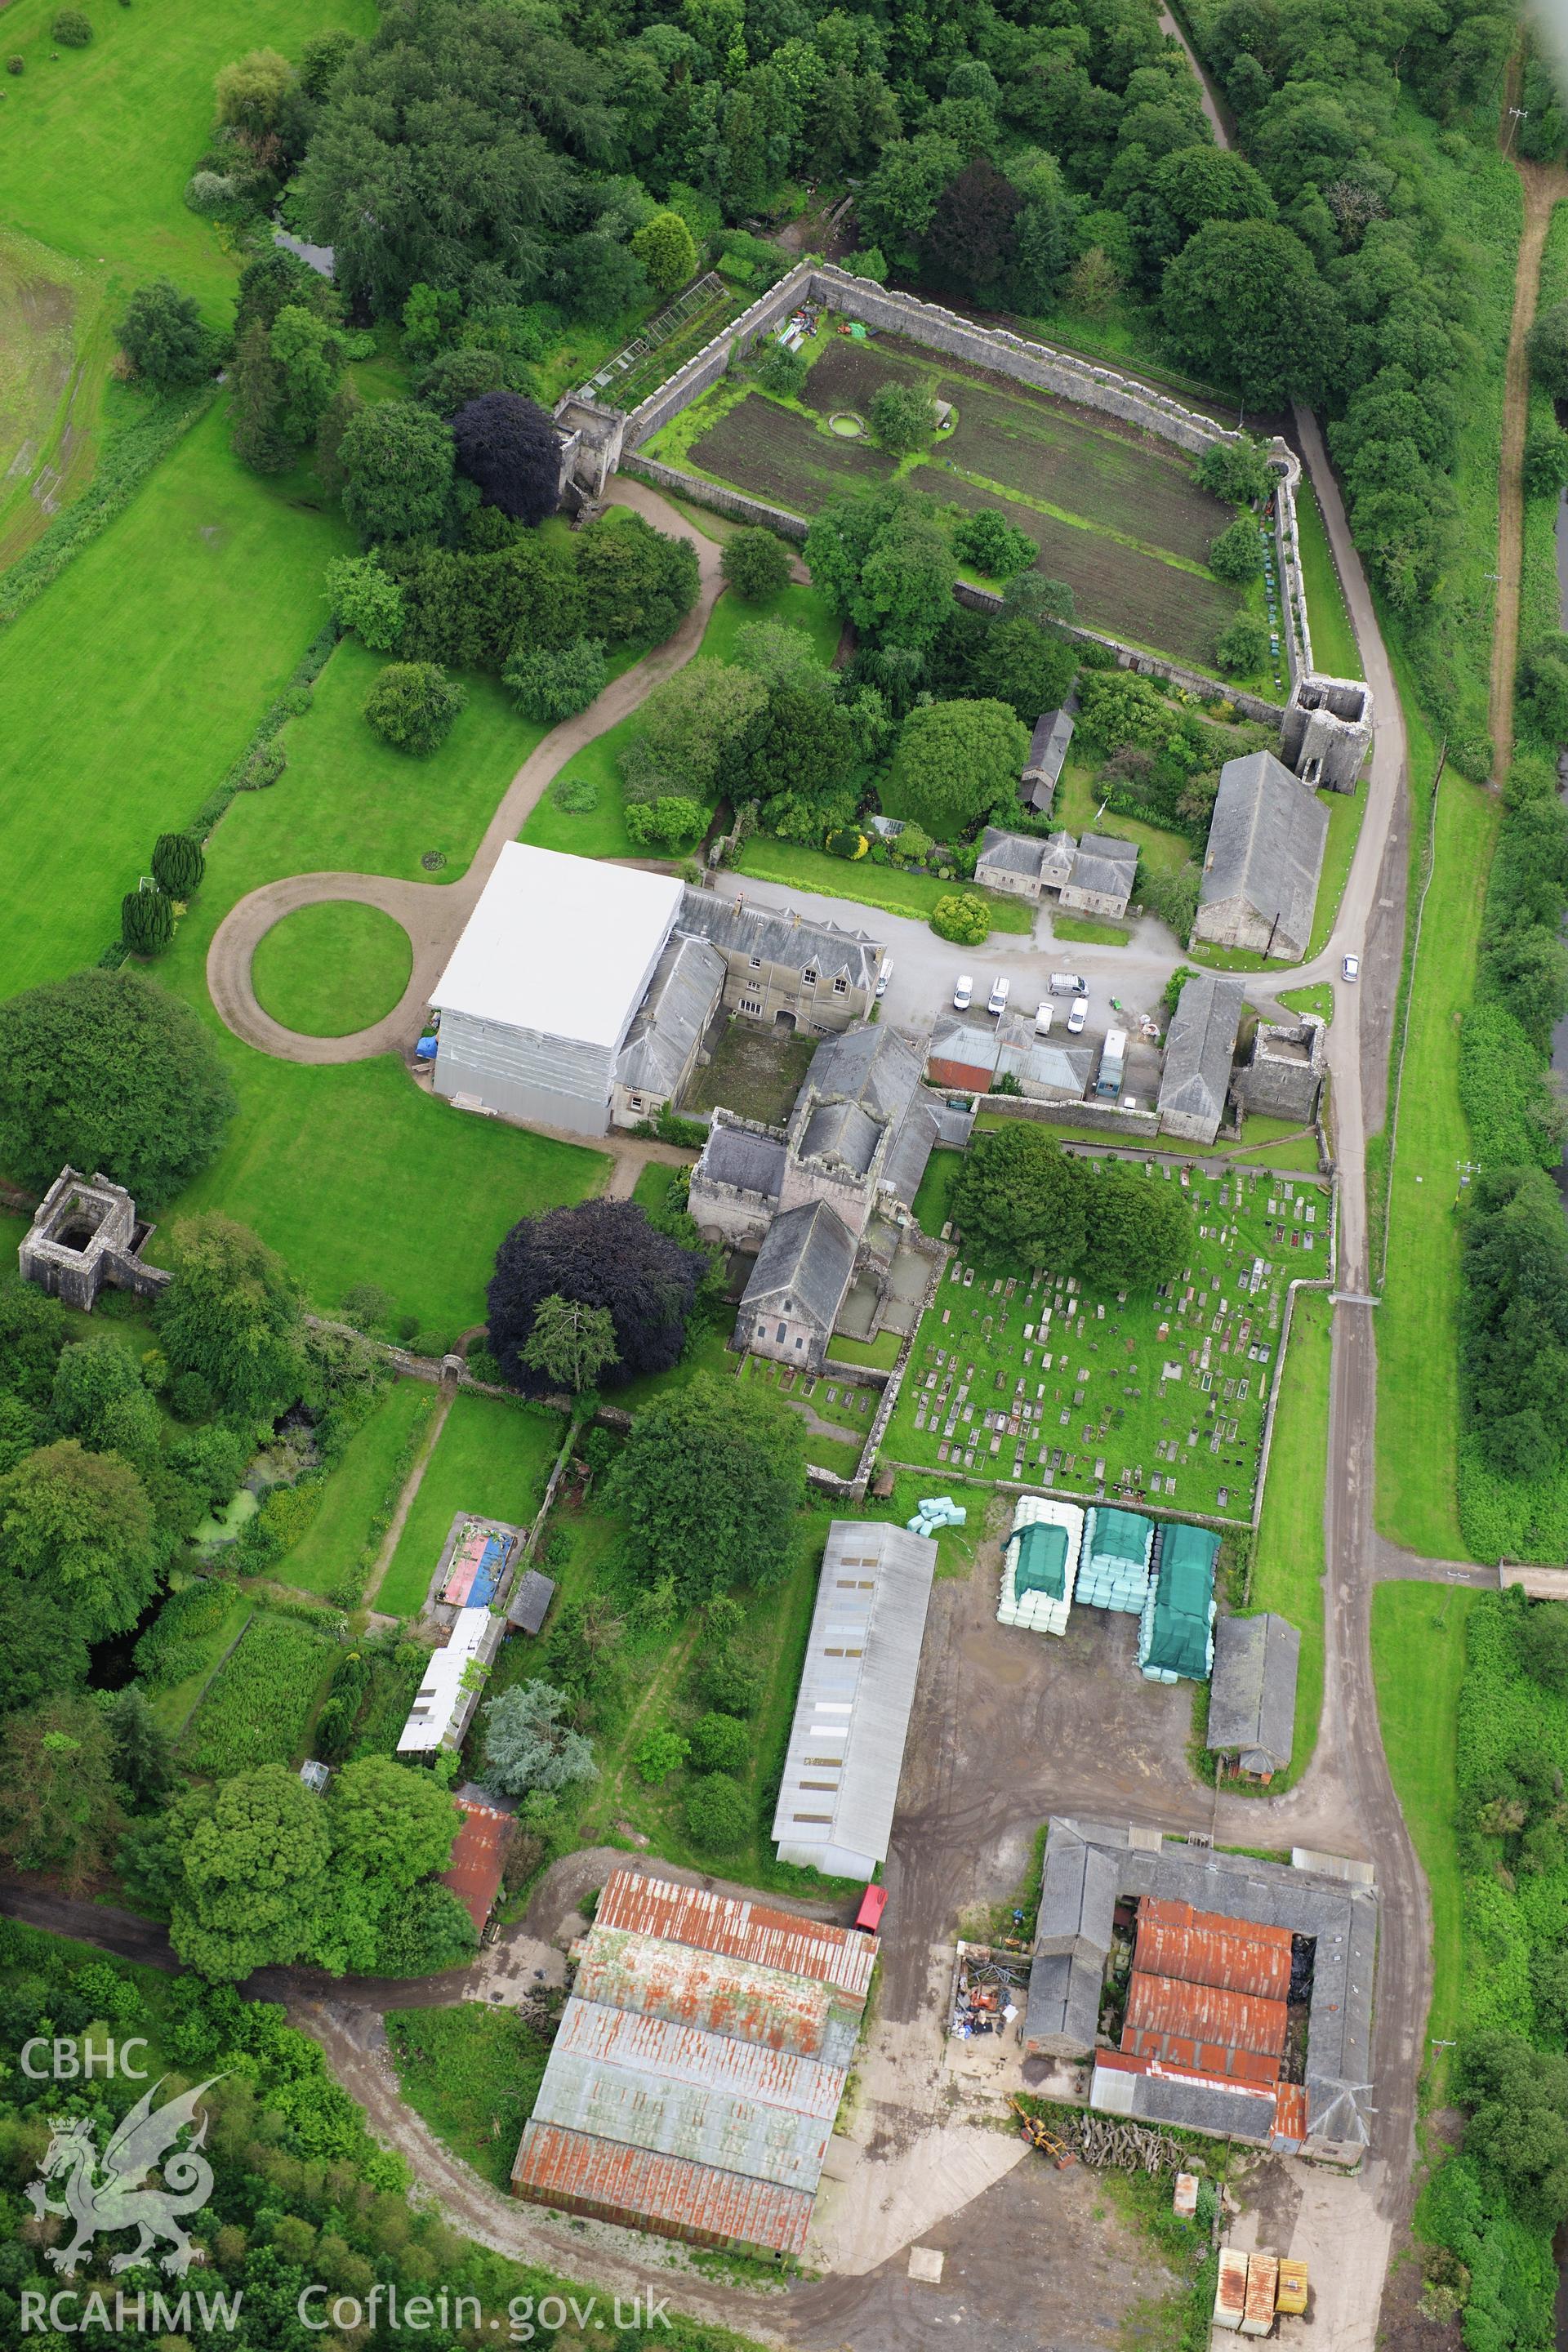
left=180, top=1610, right=336, bottom=1776
left=886, top=1161, right=1329, bottom=1521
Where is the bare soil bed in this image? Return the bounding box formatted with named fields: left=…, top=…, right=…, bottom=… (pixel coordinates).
left=688, top=387, right=895, bottom=507
left=915, top=466, right=1243, bottom=666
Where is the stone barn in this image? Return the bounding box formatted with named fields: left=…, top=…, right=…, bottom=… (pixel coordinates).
left=1192, top=751, right=1328, bottom=963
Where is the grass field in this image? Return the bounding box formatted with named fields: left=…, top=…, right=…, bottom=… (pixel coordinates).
left=0, top=224, right=114, bottom=567
left=1294, top=482, right=1361, bottom=680
left=251, top=902, right=414, bottom=1039
left=1245, top=1290, right=1332, bottom=1790
left=179, top=1608, right=336, bottom=1777
left=275, top=1381, right=436, bottom=1601
left=732, top=836, right=1035, bottom=934
left=888, top=1158, right=1326, bottom=1518
left=1371, top=1582, right=1474, bottom=2056
left=0, top=398, right=354, bottom=1001
left=378, top=1393, right=566, bottom=1619
left=1307, top=779, right=1368, bottom=959
left=0, top=0, right=376, bottom=317
left=1054, top=913, right=1131, bottom=947
left=1375, top=771, right=1498, bottom=1558
left=224, top=635, right=549, bottom=892
left=384, top=2007, right=553, bottom=2190
left=1052, top=761, right=1192, bottom=881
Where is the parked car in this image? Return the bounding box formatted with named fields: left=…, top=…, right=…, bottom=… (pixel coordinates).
left=1067, top=996, right=1089, bottom=1033
left=875, top=956, right=893, bottom=1000
left=987, top=975, right=1010, bottom=1015
left=1342, top=953, right=1361, bottom=982
left=1034, top=1001, right=1054, bottom=1035
left=1049, top=970, right=1089, bottom=996
left=953, top=973, right=973, bottom=1010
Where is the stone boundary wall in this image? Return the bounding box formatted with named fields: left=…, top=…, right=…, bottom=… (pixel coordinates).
left=626, top=453, right=808, bottom=541
left=951, top=580, right=1285, bottom=722
left=971, top=1093, right=1164, bottom=1143
left=617, top=260, right=1310, bottom=703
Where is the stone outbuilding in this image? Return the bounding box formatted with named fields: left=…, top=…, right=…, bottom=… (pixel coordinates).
left=1207, top=1613, right=1301, bottom=1780
left=973, top=826, right=1076, bottom=902
left=1281, top=675, right=1371, bottom=792
left=1157, top=972, right=1245, bottom=1146
left=18, top=1168, right=170, bottom=1311
left=737, top=1198, right=857, bottom=1372
left=611, top=932, right=726, bottom=1129
left=1233, top=1017, right=1326, bottom=1125
left=995, top=1017, right=1093, bottom=1102
left=1192, top=751, right=1329, bottom=963
left=1020, top=706, right=1075, bottom=815
left=1060, top=833, right=1138, bottom=921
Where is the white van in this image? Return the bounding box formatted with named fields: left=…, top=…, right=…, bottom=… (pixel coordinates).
left=1034, top=1001, right=1054, bottom=1035
left=1049, top=971, right=1088, bottom=996
left=1067, top=996, right=1089, bottom=1034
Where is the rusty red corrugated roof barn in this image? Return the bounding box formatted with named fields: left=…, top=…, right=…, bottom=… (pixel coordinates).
left=510, top=1868, right=876, bottom=2257
left=439, top=1797, right=513, bottom=1936
left=1134, top=1898, right=1292, bottom=2002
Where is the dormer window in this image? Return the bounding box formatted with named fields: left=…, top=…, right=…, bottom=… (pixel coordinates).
left=749, top=953, right=762, bottom=969
left=802, top=968, right=817, bottom=987
left=833, top=975, right=847, bottom=994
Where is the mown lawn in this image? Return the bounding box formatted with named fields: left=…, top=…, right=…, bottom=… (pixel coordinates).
left=278, top=1381, right=436, bottom=1602
left=1294, top=481, right=1361, bottom=680
left=733, top=837, right=1035, bottom=934
left=0, top=0, right=376, bottom=317
left=384, top=2007, right=554, bottom=2191
left=219, top=635, right=550, bottom=893
left=1245, top=1290, right=1332, bottom=1791
left=1371, top=1582, right=1474, bottom=2057
left=1307, top=780, right=1368, bottom=958
left=1376, top=771, right=1498, bottom=1558
left=378, top=1392, right=565, bottom=1618
left=0, top=399, right=354, bottom=1001
left=251, top=902, right=413, bottom=1039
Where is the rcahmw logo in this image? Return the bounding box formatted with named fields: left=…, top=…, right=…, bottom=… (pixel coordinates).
left=20, top=2038, right=226, bottom=2326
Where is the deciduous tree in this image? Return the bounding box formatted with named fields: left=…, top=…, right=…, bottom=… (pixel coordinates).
left=171, top=1765, right=333, bottom=1980
left=451, top=391, right=561, bottom=526
left=328, top=1757, right=461, bottom=1891
left=363, top=661, right=466, bottom=754
left=0, top=1440, right=157, bottom=1642
left=0, top=1696, right=124, bottom=1895
left=720, top=528, right=793, bottom=602
left=339, top=401, right=456, bottom=545
left=118, top=280, right=212, bottom=392
left=887, top=697, right=1028, bottom=839
left=156, top=1215, right=307, bottom=1422
left=0, top=969, right=235, bottom=1203
left=487, top=1200, right=705, bottom=1395
left=869, top=380, right=938, bottom=456
left=607, top=1371, right=805, bottom=1603
left=1161, top=219, right=1344, bottom=408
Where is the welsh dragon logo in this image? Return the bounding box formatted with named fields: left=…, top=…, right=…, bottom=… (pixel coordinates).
left=25, top=2076, right=222, bottom=2276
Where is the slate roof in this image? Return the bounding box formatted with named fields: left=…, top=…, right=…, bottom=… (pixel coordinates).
left=1067, top=833, right=1138, bottom=901
left=1207, top=1613, right=1301, bottom=1774
left=678, top=889, right=881, bottom=992
left=1040, top=1820, right=1379, bottom=2151
left=741, top=1200, right=856, bottom=1334
left=615, top=933, right=726, bottom=1095
left=1158, top=971, right=1245, bottom=1128
left=773, top=1521, right=937, bottom=1871
left=1200, top=751, right=1329, bottom=952
left=506, top=1568, right=556, bottom=1635
left=1023, top=1820, right=1116, bottom=2056
left=697, top=1120, right=787, bottom=1200
left=793, top=1025, right=938, bottom=1209
left=975, top=827, right=1047, bottom=883
left=1025, top=706, right=1074, bottom=781
left=996, top=1014, right=1093, bottom=1098
left=928, top=1014, right=1001, bottom=1076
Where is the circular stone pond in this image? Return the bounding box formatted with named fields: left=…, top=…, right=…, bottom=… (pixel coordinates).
left=828, top=411, right=866, bottom=438
left=252, top=901, right=413, bottom=1038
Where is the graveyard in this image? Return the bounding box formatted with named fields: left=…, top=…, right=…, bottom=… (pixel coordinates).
left=884, top=1158, right=1330, bottom=1521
